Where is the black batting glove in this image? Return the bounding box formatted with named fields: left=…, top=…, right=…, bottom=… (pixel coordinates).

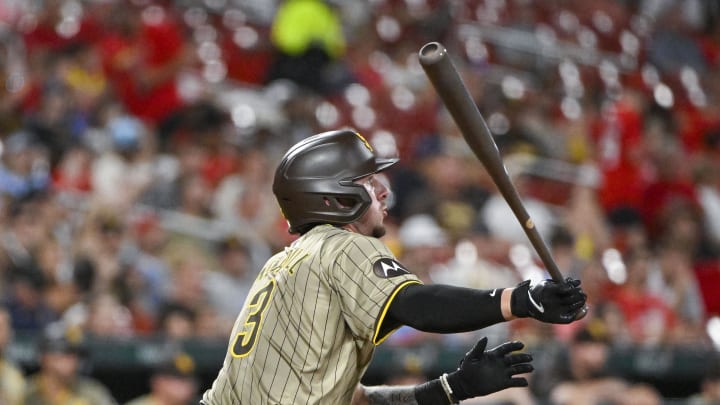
left=510, top=277, right=587, bottom=324
left=446, top=337, right=533, bottom=401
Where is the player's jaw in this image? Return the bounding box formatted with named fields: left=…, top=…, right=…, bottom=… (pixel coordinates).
left=366, top=193, right=389, bottom=237
left=346, top=175, right=389, bottom=238
left=373, top=203, right=389, bottom=238
left=371, top=177, right=391, bottom=237
left=346, top=201, right=387, bottom=238
left=370, top=224, right=386, bottom=238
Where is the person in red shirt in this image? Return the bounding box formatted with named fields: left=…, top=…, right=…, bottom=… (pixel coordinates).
left=640, top=138, right=700, bottom=235
left=610, top=247, right=677, bottom=344
left=98, top=3, right=193, bottom=125
left=591, top=88, right=648, bottom=215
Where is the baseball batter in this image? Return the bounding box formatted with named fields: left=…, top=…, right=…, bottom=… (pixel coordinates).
left=202, top=129, right=587, bottom=405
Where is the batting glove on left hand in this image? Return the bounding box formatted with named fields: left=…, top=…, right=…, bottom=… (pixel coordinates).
left=446, top=337, right=533, bottom=401
left=510, top=277, right=587, bottom=324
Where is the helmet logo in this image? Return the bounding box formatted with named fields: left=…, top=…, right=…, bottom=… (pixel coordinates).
left=355, top=132, right=373, bottom=152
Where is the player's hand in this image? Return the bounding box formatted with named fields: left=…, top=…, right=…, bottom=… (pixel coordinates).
left=446, top=337, right=533, bottom=400
left=510, top=277, right=587, bottom=324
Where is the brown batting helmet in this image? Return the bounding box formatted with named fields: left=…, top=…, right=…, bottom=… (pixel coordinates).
left=273, top=129, right=398, bottom=234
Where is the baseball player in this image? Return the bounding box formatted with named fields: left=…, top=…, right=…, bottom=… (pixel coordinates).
left=201, top=129, right=587, bottom=404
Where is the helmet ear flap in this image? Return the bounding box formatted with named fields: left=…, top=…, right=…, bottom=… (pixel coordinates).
left=286, top=191, right=369, bottom=234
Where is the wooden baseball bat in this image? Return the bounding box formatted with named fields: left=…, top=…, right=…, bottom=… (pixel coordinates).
left=418, top=41, right=565, bottom=283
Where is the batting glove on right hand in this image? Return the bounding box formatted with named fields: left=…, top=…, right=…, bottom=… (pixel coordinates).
left=446, top=337, right=533, bottom=401
left=510, top=277, right=587, bottom=324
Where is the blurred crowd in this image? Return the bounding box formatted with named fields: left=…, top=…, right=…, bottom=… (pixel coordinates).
left=1, top=0, right=720, bottom=403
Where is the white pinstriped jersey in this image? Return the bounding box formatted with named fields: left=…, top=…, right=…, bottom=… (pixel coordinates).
left=201, top=225, right=420, bottom=404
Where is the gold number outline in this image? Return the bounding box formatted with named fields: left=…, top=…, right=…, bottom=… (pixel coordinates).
left=230, top=278, right=276, bottom=358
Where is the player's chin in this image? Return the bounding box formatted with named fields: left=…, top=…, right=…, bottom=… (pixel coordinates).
left=371, top=224, right=386, bottom=238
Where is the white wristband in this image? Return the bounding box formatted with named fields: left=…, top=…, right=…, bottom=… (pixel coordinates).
left=439, top=373, right=459, bottom=404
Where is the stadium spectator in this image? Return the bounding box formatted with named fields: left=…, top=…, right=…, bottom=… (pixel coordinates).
left=590, top=87, right=648, bottom=216
left=480, top=172, right=557, bottom=249
left=396, top=213, right=451, bottom=284
left=139, top=139, right=208, bottom=211
left=91, top=114, right=154, bottom=210
left=34, top=236, right=77, bottom=318
left=688, top=355, right=720, bottom=405
left=646, top=1, right=709, bottom=76
left=212, top=146, right=281, bottom=251
left=608, top=247, right=678, bottom=345
left=163, top=252, right=209, bottom=313
left=266, top=0, right=351, bottom=94
left=51, top=144, right=94, bottom=194
left=84, top=292, right=134, bottom=338
left=58, top=41, right=109, bottom=119
left=0, top=305, right=25, bottom=405
left=0, top=131, right=51, bottom=199
left=204, top=235, right=256, bottom=330
left=561, top=168, right=613, bottom=258
left=22, top=77, right=86, bottom=168
left=73, top=207, right=131, bottom=296
left=640, top=133, right=702, bottom=247
left=606, top=206, right=650, bottom=255
left=648, top=243, right=707, bottom=342
left=694, top=155, right=720, bottom=247
left=2, top=263, right=57, bottom=333
left=23, top=321, right=118, bottom=405
left=97, top=1, right=192, bottom=125
left=124, top=350, right=198, bottom=405
left=536, top=324, right=662, bottom=405
left=125, top=211, right=172, bottom=321
left=156, top=301, right=196, bottom=341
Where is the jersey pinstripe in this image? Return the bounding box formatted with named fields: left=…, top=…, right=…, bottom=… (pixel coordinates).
left=201, top=225, right=421, bottom=404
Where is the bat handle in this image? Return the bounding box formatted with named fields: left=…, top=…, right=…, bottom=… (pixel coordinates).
left=526, top=225, right=588, bottom=320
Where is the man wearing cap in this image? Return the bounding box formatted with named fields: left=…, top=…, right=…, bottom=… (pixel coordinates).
left=204, top=235, right=256, bottom=328
left=124, top=351, right=198, bottom=405
left=23, top=322, right=117, bottom=405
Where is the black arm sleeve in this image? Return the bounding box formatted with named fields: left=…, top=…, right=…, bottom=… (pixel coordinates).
left=384, top=284, right=505, bottom=334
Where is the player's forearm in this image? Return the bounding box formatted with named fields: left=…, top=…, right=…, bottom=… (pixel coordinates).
left=360, top=380, right=452, bottom=405
left=360, top=385, right=417, bottom=404
left=387, top=284, right=512, bottom=333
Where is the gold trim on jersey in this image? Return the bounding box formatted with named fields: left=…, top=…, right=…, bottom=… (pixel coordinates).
left=372, top=280, right=422, bottom=345
left=231, top=278, right=277, bottom=358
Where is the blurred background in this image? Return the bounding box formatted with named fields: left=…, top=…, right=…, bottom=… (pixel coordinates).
left=0, top=0, right=720, bottom=403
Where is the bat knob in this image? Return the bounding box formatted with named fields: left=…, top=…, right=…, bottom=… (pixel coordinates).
left=419, top=42, right=446, bottom=66
left=574, top=305, right=589, bottom=321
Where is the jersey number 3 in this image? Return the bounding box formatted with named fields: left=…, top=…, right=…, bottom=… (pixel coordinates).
left=231, top=279, right=276, bottom=358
